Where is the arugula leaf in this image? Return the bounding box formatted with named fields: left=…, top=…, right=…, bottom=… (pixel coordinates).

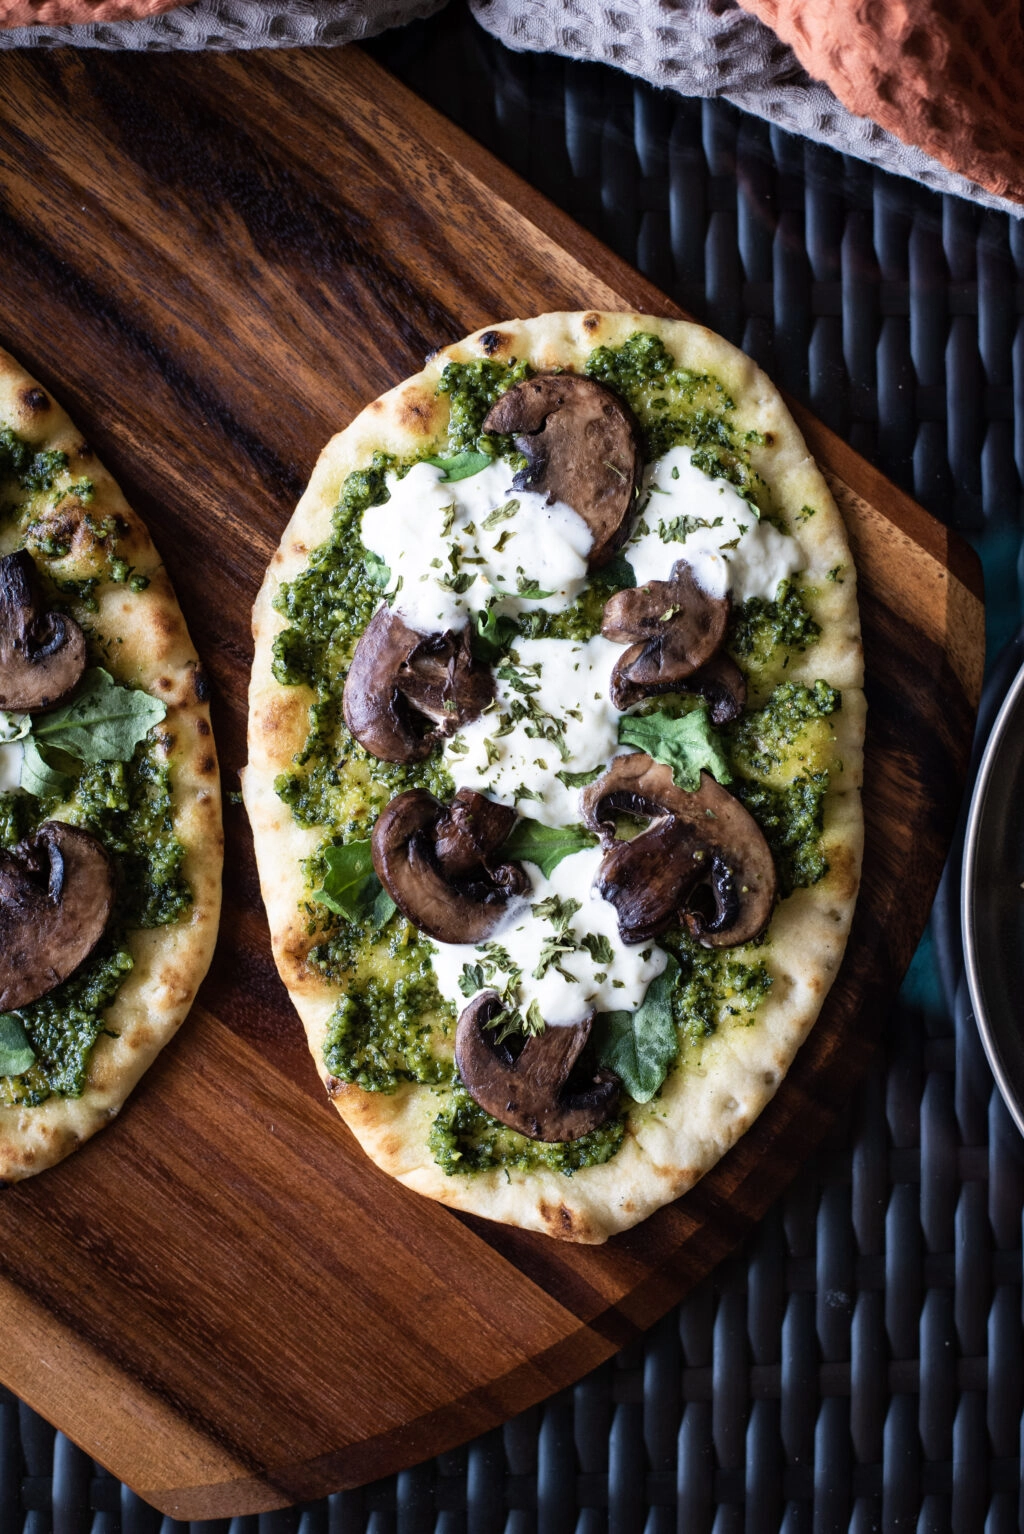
left=593, top=956, right=680, bottom=1103
left=502, top=816, right=597, bottom=877
left=32, top=669, right=166, bottom=764
left=364, top=549, right=390, bottom=588
left=555, top=765, right=605, bottom=789
left=371, top=885, right=398, bottom=929
left=20, top=737, right=72, bottom=799
left=0, top=1014, right=35, bottom=1078
left=424, top=450, right=492, bottom=482
left=312, top=841, right=394, bottom=928
left=312, top=841, right=375, bottom=919
left=470, top=605, right=520, bottom=662
left=618, top=706, right=732, bottom=791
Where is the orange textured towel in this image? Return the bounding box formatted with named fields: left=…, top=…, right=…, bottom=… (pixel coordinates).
left=739, top=0, right=1024, bottom=205
left=0, top=0, right=180, bottom=22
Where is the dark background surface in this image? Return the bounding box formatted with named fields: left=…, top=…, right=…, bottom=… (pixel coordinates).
left=5, top=2, right=1024, bottom=1528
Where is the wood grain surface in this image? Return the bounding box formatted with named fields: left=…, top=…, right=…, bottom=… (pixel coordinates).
left=0, top=46, right=984, bottom=1519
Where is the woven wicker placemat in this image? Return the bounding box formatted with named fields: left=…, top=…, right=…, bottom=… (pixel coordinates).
left=7, top=6, right=1024, bottom=1528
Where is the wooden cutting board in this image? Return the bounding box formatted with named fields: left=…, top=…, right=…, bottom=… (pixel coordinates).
left=0, top=46, right=983, bottom=1519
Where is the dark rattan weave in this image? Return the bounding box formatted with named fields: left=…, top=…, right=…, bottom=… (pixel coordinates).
left=10, top=4, right=1024, bottom=1528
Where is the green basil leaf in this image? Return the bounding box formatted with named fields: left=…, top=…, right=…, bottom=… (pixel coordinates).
left=593, top=956, right=679, bottom=1103
left=313, top=840, right=394, bottom=929
left=423, top=450, right=492, bottom=482
left=20, top=736, right=72, bottom=798
left=0, top=1014, right=36, bottom=1078
left=618, top=706, right=732, bottom=791
left=32, top=668, right=166, bottom=764
left=470, top=605, right=519, bottom=662
left=364, top=549, right=391, bottom=588
left=502, top=816, right=597, bottom=878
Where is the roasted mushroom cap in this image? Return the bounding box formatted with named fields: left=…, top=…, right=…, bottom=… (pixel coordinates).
left=0, top=821, right=114, bottom=1011
left=611, top=646, right=746, bottom=720
left=343, top=605, right=493, bottom=764
left=0, top=550, right=87, bottom=712
left=481, top=374, right=642, bottom=568
left=371, top=787, right=529, bottom=944
left=580, top=754, right=776, bottom=948
left=603, top=560, right=743, bottom=716
left=681, top=653, right=747, bottom=726
left=455, top=992, right=620, bottom=1141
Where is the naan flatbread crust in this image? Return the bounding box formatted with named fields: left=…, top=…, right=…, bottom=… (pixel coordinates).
left=246, top=312, right=863, bottom=1242
left=0, top=348, right=222, bottom=1179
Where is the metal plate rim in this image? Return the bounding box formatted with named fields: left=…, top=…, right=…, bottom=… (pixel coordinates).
left=962, top=656, right=1024, bottom=1139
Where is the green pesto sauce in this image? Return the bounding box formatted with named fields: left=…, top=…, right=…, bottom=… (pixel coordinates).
left=728, top=579, right=820, bottom=668
left=270, top=342, right=837, bottom=1174
left=322, top=968, right=453, bottom=1093
left=429, top=1083, right=625, bottom=1176
left=659, top=929, right=772, bottom=1045
left=437, top=357, right=532, bottom=454
left=0, top=428, right=69, bottom=499
left=309, top=891, right=455, bottom=1091
left=0, top=732, right=191, bottom=1104
left=515, top=559, right=635, bottom=644
left=1, top=422, right=147, bottom=607
left=733, top=775, right=829, bottom=897
left=728, top=680, right=841, bottom=778
left=0, top=943, right=134, bottom=1103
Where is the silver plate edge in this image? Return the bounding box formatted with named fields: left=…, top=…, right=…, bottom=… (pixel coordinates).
left=962, top=656, right=1024, bottom=1139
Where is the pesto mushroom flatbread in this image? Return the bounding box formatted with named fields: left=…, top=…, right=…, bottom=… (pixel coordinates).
left=0, top=347, right=222, bottom=1179
left=246, top=312, right=863, bottom=1243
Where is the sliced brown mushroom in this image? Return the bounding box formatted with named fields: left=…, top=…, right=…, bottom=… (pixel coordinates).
left=343, top=605, right=493, bottom=764
left=481, top=374, right=642, bottom=568
left=0, top=550, right=86, bottom=712
left=433, top=788, right=519, bottom=878
left=0, top=821, right=114, bottom=1011
left=455, top=991, right=620, bottom=1141
left=580, top=753, right=776, bottom=948
left=682, top=653, right=747, bottom=726
left=603, top=559, right=743, bottom=716
left=371, top=787, right=529, bottom=944
left=611, top=647, right=746, bottom=720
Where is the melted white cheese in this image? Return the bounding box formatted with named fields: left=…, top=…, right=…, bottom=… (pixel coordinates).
left=0, top=711, right=28, bottom=793
left=361, top=459, right=593, bottom=634
left=430, top=846, right=668, bottom=1027
left=626, top=446, right=804, bottom=600
left=443, top=635, right=622, bottom=828
left=377, top=442, right=803, bottom=1031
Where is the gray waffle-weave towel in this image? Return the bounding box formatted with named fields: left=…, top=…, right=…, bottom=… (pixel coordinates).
left=1, top=0, right=1018, bottom=217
